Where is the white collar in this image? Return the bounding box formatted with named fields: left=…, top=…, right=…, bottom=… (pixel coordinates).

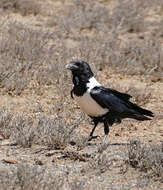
left=87, top=77, right=101, bottom=92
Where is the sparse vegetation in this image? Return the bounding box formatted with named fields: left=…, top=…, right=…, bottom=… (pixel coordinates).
left=0, top=0, right=40, bottom=16
left=127, top=140, right=163, bottom=181
left=0, top=0, right=162, bottom=189
left=0, top=163, right=67, bottom=190
left=33, top=114, right=79, bottom=149
left=0, top=108, right=79, bottom=148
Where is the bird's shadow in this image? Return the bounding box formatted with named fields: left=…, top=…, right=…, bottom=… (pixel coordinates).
left=86, top=142, right=129, bottom=147
left=70, top=141, right=129, bottom=147
left=108, top=142, right=130, bottom=146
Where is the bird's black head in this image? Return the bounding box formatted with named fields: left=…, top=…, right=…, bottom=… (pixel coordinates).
left=66, top=60, right=93, bottom=79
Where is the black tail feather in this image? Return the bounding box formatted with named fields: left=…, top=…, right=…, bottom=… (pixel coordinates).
left=131, top=113, right=152, bottom=121
left=127, top=102, right=154, bottom=118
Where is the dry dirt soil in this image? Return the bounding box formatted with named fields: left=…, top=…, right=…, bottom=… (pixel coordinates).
left=0, top=0, right=162, bottom=190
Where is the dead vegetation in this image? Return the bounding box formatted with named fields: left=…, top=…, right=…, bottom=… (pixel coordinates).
left=0, top=163, right=67, bottom=190
left=0, top=108, right=80, bottom=149
left=0, top=108, right=13, bottom=139
left=0, top=141, right=162, bottom=189
left=0, top=0, right=40, bottom=16
left=127, top=140, right=163, bottom=181
left=0, top=0, right=162, bottom=189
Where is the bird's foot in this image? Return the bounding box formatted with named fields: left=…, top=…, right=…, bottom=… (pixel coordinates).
left=101, top=135, right=108, bottom=144
left=88, top=135, right=100, bottom=141
left=98, top=142, right=108, bottom=152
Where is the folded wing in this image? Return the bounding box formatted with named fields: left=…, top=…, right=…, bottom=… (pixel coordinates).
left=90, top=86, right=154, bottom=120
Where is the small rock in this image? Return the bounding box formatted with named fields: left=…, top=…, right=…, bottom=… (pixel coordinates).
left=2, top=158, right=17, bottom=164
left=45, top=150, right=56, bottom=157
left=35, top=159, right=43, bottom=165
left=0, top=135, right=4, bottom=140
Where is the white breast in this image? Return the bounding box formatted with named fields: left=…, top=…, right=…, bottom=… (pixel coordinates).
left=75, top=92, right=108, bottom=117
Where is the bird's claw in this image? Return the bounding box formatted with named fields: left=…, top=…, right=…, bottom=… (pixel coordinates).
left=88, top=135, right=100, bottom=141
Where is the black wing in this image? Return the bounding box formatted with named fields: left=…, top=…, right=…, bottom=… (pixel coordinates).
left=90, top=86, right=129, bottom=113
left=107, top=88, right=132, bottom=101
left=90, top=86, right=154, bottom=119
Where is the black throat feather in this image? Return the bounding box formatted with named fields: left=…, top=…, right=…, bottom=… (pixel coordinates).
left=71, top=74, right=89, bottom=97
left=69, top=61, right=94, bottom=97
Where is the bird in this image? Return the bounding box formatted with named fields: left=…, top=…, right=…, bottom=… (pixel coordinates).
left=66, top=60, right=154, bottom=144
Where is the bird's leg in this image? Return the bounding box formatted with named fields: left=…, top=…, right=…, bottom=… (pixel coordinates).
left=88, top=119, right=99, bottom=141
left=70, top=89, right=74, bottom=99
left=102, top=120, right=109, bottom=144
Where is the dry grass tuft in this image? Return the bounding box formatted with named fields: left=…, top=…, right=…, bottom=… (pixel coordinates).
left=0, top=108, right=13, bottom=139
left=0, top=108, right=80, bottom=149
left=0, top=0, right=40, bottom=16
left=127, top=140, right=163, bottom=181
left=34, top=115, right=77, bottom=149
left=0, top=163, right=66, bottom=190
left=111, top=0, right=146, bottom=33
left=89, top=153, right=112, bottom=174
left=87, top=144, right=126, bottom=175
left=0, top=22, right=63, bottom=95
left=60, top=1, right=110, bottom=33
left=109, top=38, right=162, bottom=76
left=11, top=115, right=35, bottom=148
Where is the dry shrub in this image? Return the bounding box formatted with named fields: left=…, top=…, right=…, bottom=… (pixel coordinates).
left=127, top=140, right=163, bottom=181
left=46, top=0, right=111, bottom=34
left=0, top=0, right=17, bottom=10
left=68, top=179, right=86, bottom=190
left=0, top=109, right=36, bottom=147
left=0, top=163, right=66, bottom=190
left=65, top=34, right=120, bottom=72
left=2, top=23, right=50, bottom=62
left=89, top=152, right=112, bottom=174
left=10, top=113, right=80, bottom=149
left=0, top=22, right=58, bottom=95
left=111, top=0, right=146, bottom=33
left=53, top=0, right=162, bottom=77
left=0, top=0, right=40, bottom=16
left=63, top=32, right=161, bottom=79
left=0, top=162, right=87, bottom=190
left=11, top=114, right=35, bottom=148
left=60, top=1, right=110, bottom=33
left=0, top=0, right=162, bottom=99
left=110, top=0, right=163, bottom=34
left=1, top=2, right=160, bottom=98
left=152, top=19, right=163, bottom=39
left=88, top=144, right=127, bottom=175
left=74, top=136, right=90, bottom=150
left=110, top=38, right=162, bottom=76
left=0, top=165, right=18, bottom=190
left=0, top=107, right=80, bottom=149
left=34, top=115, right=78, bottom=149
left=0, top=108, right=13, bottom=139
left=0, top=21, right=75, bottom=97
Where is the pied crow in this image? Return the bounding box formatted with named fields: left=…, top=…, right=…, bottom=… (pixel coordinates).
left=66, top=60, right=154, bottom=144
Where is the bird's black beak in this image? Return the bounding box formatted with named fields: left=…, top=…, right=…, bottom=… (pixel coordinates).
left=66, top=62, right=78, bottom=71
